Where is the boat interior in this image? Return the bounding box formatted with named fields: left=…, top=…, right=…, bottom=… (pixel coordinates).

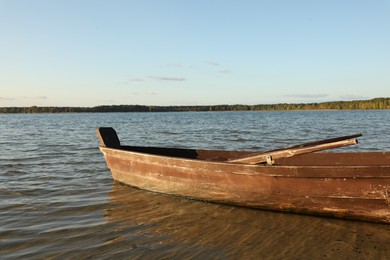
left=97, top=127, right=389, bottom=166
left=119, top=145, right=390, bottom=166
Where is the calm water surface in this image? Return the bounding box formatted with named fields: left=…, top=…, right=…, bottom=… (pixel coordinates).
left=1, top=111, right=390, bottom=259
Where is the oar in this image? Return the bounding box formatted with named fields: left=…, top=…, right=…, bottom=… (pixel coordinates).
left=228, top=134, right=362, bottom=165
left=264, top=133, right=362, bottom=152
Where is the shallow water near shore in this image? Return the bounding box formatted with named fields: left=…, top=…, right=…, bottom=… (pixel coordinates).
left=1, top=110, right=390, bottom=259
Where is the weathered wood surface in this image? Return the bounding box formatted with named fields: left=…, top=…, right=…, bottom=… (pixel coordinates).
left=228, top=134, right=362, bottom=164
left=97, top=128, right=390, bottom=224
left=228, top=139, right=358, bottom=164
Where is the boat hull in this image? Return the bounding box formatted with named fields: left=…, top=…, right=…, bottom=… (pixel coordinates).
left=100, top=147, right=390, bottom=224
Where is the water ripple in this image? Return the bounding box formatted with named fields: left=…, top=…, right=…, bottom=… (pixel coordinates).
left=0, top=111, right=389, bottom=258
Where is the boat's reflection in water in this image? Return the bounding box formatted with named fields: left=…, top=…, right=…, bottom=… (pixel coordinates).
left=105, top=183, right=390, bottom=259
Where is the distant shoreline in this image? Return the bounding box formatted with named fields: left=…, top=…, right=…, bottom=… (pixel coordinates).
left=0, top=97, right=389, bottom=113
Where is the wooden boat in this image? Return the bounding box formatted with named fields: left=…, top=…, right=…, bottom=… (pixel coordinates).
left=97, top=127, right=390, bottom=224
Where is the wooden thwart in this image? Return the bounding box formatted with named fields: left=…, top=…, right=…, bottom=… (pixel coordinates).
left=228, top=134, right=362, bottom=165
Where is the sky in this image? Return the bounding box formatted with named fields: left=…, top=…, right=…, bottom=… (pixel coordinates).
left=0, top=0, right=389, bottom=107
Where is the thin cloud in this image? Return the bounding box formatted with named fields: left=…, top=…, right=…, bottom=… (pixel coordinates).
left=169, top=64, right=183, bottom=68
left=0, top=96, right=47, bottom=102
left=207, top=61, right=220, bottom=66
left=219, top=70, right=232, bottom=74
left=100, top=99, right=116, bottom=103
left=339, top=94, right=368, bottom=100
left=132, top=91, right=157, bottom=96
left=129, top=78, right=144, bottom=82
left=283, top=94, right=328, bottom=99
left=149, top=76, right=186, bottom=81
left=22, top=96, right=48, bottom=100
left=0, top=97, right=14, bottom=101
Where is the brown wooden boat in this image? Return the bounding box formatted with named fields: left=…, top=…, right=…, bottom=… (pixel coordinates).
left=97, top=127, right=390, bottom=224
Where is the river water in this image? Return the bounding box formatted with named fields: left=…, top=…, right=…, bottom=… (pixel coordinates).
left=1, top=110, right=390, bottom=259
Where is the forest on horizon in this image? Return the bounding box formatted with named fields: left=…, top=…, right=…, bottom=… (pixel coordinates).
left=1, top=97, right=389, bottom=113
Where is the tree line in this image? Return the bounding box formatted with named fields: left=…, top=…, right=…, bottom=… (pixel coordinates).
left=0, top=97, right=389, bottom=113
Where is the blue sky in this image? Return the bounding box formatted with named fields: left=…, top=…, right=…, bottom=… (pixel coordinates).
left=1, top=0, right=389, bottom=107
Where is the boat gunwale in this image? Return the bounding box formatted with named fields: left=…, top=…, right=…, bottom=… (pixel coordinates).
left=99, top=146, right=390, bottom=178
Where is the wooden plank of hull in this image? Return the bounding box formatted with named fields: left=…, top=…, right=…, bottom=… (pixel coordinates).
left=275, top=151, right=390, bottom=166
left=100, top=147, right=390, bottom=223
